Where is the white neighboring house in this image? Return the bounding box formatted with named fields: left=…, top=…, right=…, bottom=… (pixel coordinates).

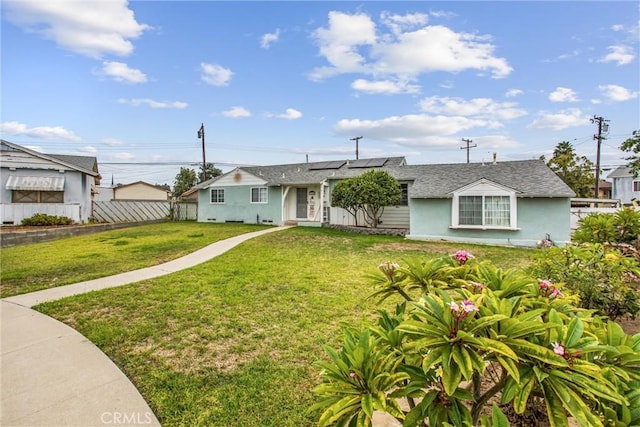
left=608, top=166, right=640, bottom=205
left=0, top=140, right=101, bottom=225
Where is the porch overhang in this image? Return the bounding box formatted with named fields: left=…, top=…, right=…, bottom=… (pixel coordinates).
left=5, top=176, right=65, bottom=191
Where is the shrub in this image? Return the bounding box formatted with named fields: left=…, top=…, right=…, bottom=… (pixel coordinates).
left=529, top=244, right=640, bottom=320
left=311, top=251, right=640, bottom=426
left=573, top=207, right=640, bottom=247
left=21, top=213, right=73, bottom=226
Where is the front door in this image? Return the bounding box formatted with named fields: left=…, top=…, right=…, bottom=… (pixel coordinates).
left=296, top=188, right=307, bottom=219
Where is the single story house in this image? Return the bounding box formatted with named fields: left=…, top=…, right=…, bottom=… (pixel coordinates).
left=608, top=166, right=639, bottom=205
left=113, top=181, right=171, bottom=201
left=191, top=157, right=575, bottom=247
left=0, top=139, right=101, bottom=224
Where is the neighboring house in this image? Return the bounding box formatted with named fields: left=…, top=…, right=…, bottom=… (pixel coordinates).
left=113, top=181, right=171, bottom=201
left=94, top=186, right=114, bottom=201
left=0, top=140, right=100, bottom=225
left=192, top=157, right=575, bottom=247
left=608, top=166, right=639, bottom=205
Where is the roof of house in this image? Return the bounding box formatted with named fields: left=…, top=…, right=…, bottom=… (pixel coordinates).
left=115, top=181, right=171, bottom=193
left=182, top=157, right=406, bottom=197
left=607, top=165, right=633, bottom=178
left=386, top=160, right=576, bottom=198
left=1, top=139, right=100, bottom=178
left=191, top=157, right=574, bottom=199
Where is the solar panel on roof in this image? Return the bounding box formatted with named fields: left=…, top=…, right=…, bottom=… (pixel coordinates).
left=308, top=160, right=346, bottom=170
left=348, top=158, right=388, bottom=168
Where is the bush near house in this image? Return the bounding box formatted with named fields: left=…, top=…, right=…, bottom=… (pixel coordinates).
left=20, top=213, right=73, bottom=226
left=573, top=207, right=640, bottom=246
left=311, top=251, right=640, bottom=426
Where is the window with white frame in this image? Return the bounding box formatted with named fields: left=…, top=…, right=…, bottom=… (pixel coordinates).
left=452, top=181, right=517, bottom=229
left=251, top=187, right=268, bottom=203
left=210, top=188, right=224, bottom=204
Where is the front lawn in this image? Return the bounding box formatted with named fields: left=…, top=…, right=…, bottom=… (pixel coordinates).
left=0, top=222, right=269, bottom=297
left=35, top=226, right=537, bottom=426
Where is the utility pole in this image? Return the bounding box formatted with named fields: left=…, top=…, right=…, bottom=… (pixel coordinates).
left=460, top=138, right=477, bottom=163
left=350, top=136, right=363, bottom=160
left=197, top=123, right=206, bottom=182
left=590, top=115, right=609, bottom=199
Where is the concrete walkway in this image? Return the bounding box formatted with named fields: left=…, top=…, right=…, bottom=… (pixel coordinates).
left=1, top=226, right=291, bottom=426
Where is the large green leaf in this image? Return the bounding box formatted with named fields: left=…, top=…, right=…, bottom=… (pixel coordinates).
left=504, top=338, right=568, bottom=366
left=564, top=317, right=584, bottom=347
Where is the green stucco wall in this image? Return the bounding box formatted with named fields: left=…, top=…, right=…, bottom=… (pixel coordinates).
left=197, top=186, right=282, bottom=225
left=407, top=197, right=571, bottom=247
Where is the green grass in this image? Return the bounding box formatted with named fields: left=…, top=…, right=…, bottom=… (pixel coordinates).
left=0, top=222, right=269, bottom=297
left=34, top=226, right=537, bottom=426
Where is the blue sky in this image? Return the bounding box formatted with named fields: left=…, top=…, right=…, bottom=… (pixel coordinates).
left=2, top=1, right=639, bottom=186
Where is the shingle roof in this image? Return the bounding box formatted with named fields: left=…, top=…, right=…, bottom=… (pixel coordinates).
left=385, top=159, right=575, bottom=198
left=607, top=165, right=632, bottom=178
left=48, top=154, right=99, bottom=174
left=193, top=157, right=574, bottom=199
left=1, top=139, right=100, bottom=177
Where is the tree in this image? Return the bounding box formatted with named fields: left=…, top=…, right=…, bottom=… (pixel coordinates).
left=542, top=141, right=595, bottom=197
left=331, top=170, right=402, bottom=228
left=172, top=167, right=197, bottom=198
left=198, top=162, right=223, bottom=183
left=331, top=178, right=365, bottom=226
left=620, top=130, right=640, bottom=178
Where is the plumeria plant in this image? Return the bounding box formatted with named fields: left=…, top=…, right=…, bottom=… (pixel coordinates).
left=311, top=250, right=640, bottom=426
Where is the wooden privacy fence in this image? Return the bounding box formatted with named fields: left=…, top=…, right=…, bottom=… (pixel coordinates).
left=92, top=201, right=197, bottom=223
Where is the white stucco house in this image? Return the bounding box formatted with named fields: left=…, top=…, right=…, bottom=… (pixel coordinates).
left=0, top=140, right=101, bottom=224
left=608, top=166, right=639, bottom=205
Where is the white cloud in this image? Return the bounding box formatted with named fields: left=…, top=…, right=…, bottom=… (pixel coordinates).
left=549, top=87, right=579, bottom=103
left=112, top=152, right=135, bottom=161
left=118, top=98, right=188, bottom=109
left=351, top=78, right=420, bottom=95
left=278, top=108, right=302, bottom=120
left=260, top=28, right=280, bottom=49
left=309, top=11, right=512, bottom=82
left=100, top=61, right=147, bottom=83
left=200, top=63, right=233, bottom=86
left=380, top=11, right=428, bottom=35
left=419, top=96, right=527, bottom=120
left=598, top=45, right=635, bottom=65
left=309, top=11, right=376, bottom=80
left=79, top=146, right=97, bottom=154
left=0, top=121, right=80, bottom=141
left=527, top=108, right=590, bottom=131
left=505, top=89, right=523, bottom=98
left=598, top=84, right=639, bottom=101
left=3, top=0, right=149, bottom=58
left=222, top=106, right=252, bottom=118
left=334, top=114, right=501, bottom=146
left=102, top=138, right=124, bottom=146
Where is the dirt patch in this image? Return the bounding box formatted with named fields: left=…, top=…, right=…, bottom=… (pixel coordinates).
left=618, top=317, right=640, bottom=335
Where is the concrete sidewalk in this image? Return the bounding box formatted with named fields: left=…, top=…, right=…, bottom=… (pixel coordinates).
left=1, top=226, right=291, bottom=426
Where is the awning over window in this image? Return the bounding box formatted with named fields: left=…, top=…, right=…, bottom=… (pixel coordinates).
left=5, top=176, right=65, bottom=191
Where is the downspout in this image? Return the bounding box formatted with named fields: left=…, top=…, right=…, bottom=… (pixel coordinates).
left=320, top=179, right=327, bottom=224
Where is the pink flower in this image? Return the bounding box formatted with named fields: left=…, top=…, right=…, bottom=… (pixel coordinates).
left=349, top=372, right=358, bottom=378
left=461, top=300, right=479, bottom=313
left=551, top=288, right=565, bottom=298
left=378, top=261, right=400, bottom=280
left=447, top=301, right=460, bottom=312
left=539, top=279, right=552, bottom=290
left=452, top=250, right=475, bottom=265
left=552, top=342, right=565, bottom=356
